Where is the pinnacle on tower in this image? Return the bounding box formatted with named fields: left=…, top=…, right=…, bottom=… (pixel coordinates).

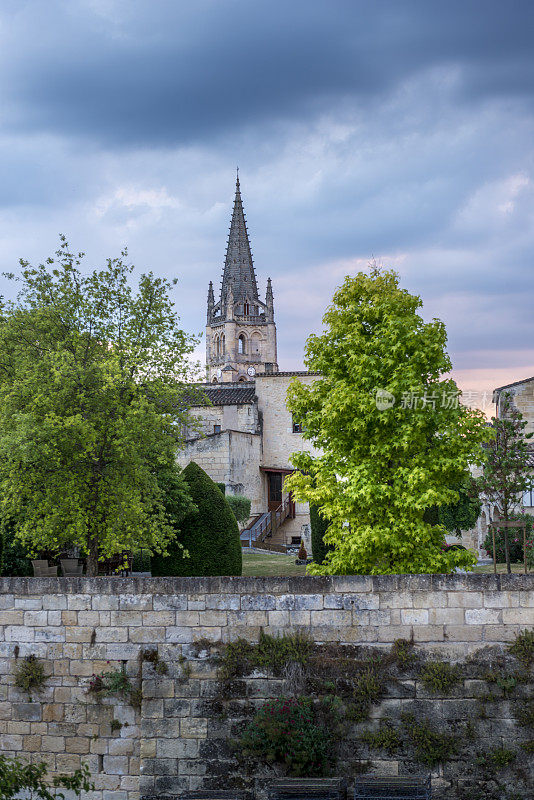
left=220, top=171, right=259, bottom=304
left=266, top=277, right=274, bottom=320
left=207, top=281, right=214, bottom=321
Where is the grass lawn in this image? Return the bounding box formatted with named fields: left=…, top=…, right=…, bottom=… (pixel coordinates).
left=241, top=550, right=531, bottom=577
left=241, top=551, right=307, bottom=577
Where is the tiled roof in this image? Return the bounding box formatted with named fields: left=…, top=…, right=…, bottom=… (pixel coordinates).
left=493, top=376, right=534, bottom=394
left=188, top=384, right=257, bottom=407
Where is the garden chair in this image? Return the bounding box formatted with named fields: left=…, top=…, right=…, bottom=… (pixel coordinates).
left=31, top=560, right=58, bottom=577
left=60, top=558, right=83, bottom=577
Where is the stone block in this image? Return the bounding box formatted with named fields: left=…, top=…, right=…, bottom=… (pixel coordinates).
left=92, top=596, right=120, bottom=610
left=380, top=592, right=414, bottom=609
left=119, top=593, right=153, bottom=610
left=268, top=610, right=290, bottom=627
left=465, top=608, right=501, bottom=625
left=141, top=611, right=175, bottom=626
left=429, top=608, right=464, bottom=626
left=310, top=609, right=352, bottom=626
left=110, top=610, right=143, bottom=627
left=35, top=628, right=65, bottom=643
left=65, top=626, right=94, bottom=643
left=0, top=611, right=24, bottom=625
left=240, top=594, right=276, bottom=610
left=446, top=591, right=483, bottom=608
left=96, top=627, right=129, bottom=643
left=5, top=625, right=34, bottom=642
left=444, top=624, right=483, bottom=641
left=14, top=597, right=43, bottom=610
left=77, top=611, right=101, bottom=627
left=41, top=735, right=66, bottom=752
left=412, top=591, right=448, bottom=608
left=129, top=626, right=166, bottom=643
left=153, top=594, right=188, bottom=611
left=205, top=594, right=240, bottom=610
left=180, top=717, right=208, bottom=738
left=103, top=755, right=130, bottom=774
left=67, top=595, right=92, bottom=611
left=198, top=610, right=228, bottom=627
left=502, top=607, right=534, bottom=624
left=412, top=625, right=444, bottom=642
left=484, top=590, right=520, bottom=608
left=46, top=611, right=62, bottom=626
left=13, top=703, right=41, bottom=722
left=401, top=609, right=429, bottom=625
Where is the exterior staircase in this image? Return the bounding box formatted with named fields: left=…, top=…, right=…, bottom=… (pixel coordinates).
left=240, top=497, right=294, bottom=552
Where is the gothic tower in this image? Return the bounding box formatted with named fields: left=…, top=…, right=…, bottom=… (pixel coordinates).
left=206, top=173, right=278, bottom=383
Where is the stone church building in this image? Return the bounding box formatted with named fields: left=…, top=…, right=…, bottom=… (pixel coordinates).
left=177, top=175, right=319, bottom=550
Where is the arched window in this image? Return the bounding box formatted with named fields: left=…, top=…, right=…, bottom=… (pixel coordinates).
left=215, top=336, right=220, bottom=358
left=243, top=302, right=250, bottom=315
left=238, top=334, right=246, bottom=354
left=221, top=334, right=225, bottom=355
left=212, top=377, right=218, bottom=383
left=238, top=376, right=247, bottom=383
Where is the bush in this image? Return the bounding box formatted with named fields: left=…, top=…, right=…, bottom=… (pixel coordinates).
left=0, top=517, right=32, bottom=576
left=310, top=504, right=331, bottom=565
left=240, top=696, right=336, bottom=776
left=216, top=482, right=226, bottom=495
left=483, top=514, right=534, bottom=563
left=226, top=494, right=251, bottom=524
left=0, top=756, right=93, bottom=800
left=151, top=462, right=242, bottom=576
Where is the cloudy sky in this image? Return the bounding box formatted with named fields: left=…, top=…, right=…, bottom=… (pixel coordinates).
left=1, top=0, right=533, bottom=407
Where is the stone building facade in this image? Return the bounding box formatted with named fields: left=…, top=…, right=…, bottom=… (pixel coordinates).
left=178, top=176, right=320, bottom=549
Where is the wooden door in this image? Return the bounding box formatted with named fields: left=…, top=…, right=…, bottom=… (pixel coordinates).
left=267, top=472, right=283, bottom=512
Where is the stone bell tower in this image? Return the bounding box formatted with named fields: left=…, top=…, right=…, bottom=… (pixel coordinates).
left=206, top=172, right=278, bottom=383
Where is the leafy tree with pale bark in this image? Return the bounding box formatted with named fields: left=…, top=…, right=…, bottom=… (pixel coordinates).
left=285, top=266, right=489, bottom=575
left=0, top=237, right=201, bottom=576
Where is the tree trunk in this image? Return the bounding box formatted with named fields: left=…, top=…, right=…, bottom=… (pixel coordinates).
left=86, top=530, right=100, bottom=577
left=503, top=504, right=512, bottom=574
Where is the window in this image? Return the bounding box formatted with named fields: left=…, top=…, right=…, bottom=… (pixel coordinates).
left=238, top=334, right=246, bottom=354
left=523, top=487, right=534, bottom=506
left=292, top=414, right=303, bottom=433
left=221, top=334, right=225, bottom=354
left=213, top=424, right=221, bottom=434
left=244, top=302, right=250, bottom=315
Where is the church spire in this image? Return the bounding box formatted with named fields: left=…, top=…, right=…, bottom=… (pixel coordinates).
left=220, top=171, right=259, bottom=304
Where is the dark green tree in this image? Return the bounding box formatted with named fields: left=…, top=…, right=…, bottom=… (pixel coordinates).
left=478, top=393, right=533, bottom=572
left=226, top=495, right=252, bottom=524
left=151, top=461, right=242, bottom=576
left=439, top=475, right=481, bottom=537
left=310, top=505, right=331, bottom=565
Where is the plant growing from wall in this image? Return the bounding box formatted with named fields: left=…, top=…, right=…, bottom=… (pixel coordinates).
left=14, top=655, right=46, bottom=701
left=88, top=663, right=132, bottom=699
left=240, top=696, right=339, bottom=777
left=401, top=713, right=459, bottom=767
left=508, top=628, right=534, bottom=667
left=0, top=756, right=93, bottom=800
left=142, top=648, right=168, bottom=675
left=420, top=660, right=461, bottom=693
left=478, top=392, right=534, bottom=572
left=284, top=266, right=488, bottom=574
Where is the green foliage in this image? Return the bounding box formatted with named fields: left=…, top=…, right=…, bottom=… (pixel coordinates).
left=142, top=648, right=168, bottom=675
left=240, top=696, right=337, bottom=776
left=390, top=638, right=416, bottom=669
left=420, top=661, right=461, bottom=694
left=226, top=494, right=252, bottom=524
left=88, top=666, right=132, bottom=696
left=216, top=482, right=226, bottom=495
left=360, top=720, right=401, bottom=754
left=438, top=474, right=482, bottom=535
left=521, top=740, right=534, bottom=754
left=0, top=517, right=32, bottom=576
left=0, top=756, right=93, bottom=800
left=284, top=267, right=488, bottom=574
left=218, top=630, right=312, bottom=682
left=110, top=719, right=122, bottom=732
left=0, top=238, right=200, bottom=575
left=508, top=628, right=534, bottom=667
left=515, top=699, right=534, bottom=728
left=476, top=747, right=517, bottom=771
left=347, top=667, right=384, bottom=722
left=478, top=393, right=534, bottom=572
left=14, top=655, right=46, bottom=700
left=401, top=713, right=459, bottom=766
left=151, top=462, right=241, bottom=577
left=310, top=504, right=331, bottom=565
left=483, top=514, right=534, bottom=564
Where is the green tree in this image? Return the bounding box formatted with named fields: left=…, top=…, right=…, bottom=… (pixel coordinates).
left=226, top=494, right=252, bottom=524
left=310, top=504, right=331, bottom=565
left=438, top=474, right=481, bottom=537
left=285, top=267, right=488, bottom=575
left=0, top=516, right=33, bottom=576
left=0, top=237, right=200, bottom=576
left=478, top=393, right=533, bottom=573
left=151, top=461, right=242, bottom=576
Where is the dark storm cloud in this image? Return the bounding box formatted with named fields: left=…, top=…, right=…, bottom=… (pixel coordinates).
left=1, top=0, right=534, bottom=147
left=0, top=0, right=534, bottom=395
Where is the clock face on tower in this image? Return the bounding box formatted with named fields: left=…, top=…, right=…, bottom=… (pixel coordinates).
left=247, top=366, right=256, bottom=377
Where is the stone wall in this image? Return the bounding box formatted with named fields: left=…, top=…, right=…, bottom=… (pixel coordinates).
left=0, top=575, right=532, bottom=800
